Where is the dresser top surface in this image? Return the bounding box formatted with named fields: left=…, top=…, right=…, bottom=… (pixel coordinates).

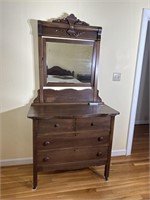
left=27, top=104, right=119, bottom=119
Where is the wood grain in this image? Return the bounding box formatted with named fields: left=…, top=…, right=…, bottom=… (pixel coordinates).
left=1, top=124, right=149, bottom=200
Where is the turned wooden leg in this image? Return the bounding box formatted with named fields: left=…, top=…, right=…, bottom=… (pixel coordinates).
left=33, top=168, right=37, bottom=190
left=104, top=164, right=109, bottom=181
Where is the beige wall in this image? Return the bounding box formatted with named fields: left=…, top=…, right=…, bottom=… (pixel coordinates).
left=0, top=0, right=149, bottom=161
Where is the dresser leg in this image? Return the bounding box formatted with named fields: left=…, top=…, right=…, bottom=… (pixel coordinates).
left=104, top=164, right=109, bottom=181
left=32, top=168, right=37, bottom=190
left=33, top=178, right=37, bottom=190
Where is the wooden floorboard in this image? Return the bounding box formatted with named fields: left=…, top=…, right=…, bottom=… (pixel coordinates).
left=0, top=124, right=149, bottom=199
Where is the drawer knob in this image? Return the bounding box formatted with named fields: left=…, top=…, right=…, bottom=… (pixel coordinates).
left=74, top=148, right=79, bottom=152
left=43, top=156, right=49, bottom=162
left=43, top=141, right=50, bottom=146
left=97, top=152, right=102, bottom=157
left=91, top=122, right=94, bottom=126
left=98, top=136, right=104, bottom=141
left=54, top=123, right=60, bottom=127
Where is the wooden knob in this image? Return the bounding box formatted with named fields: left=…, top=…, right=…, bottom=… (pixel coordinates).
left=43, top=141, right=50, bottom=146
left=74, top=148, right=79, bottom=152
left=97, top=152, right=102, bottom=157
left=43, top=156, right=49, bottom=162
left=98, top=137, right=104, bottom=141
left=91, top=122, right=94, bottom=126
left=54, top=123, right=60, bottom=127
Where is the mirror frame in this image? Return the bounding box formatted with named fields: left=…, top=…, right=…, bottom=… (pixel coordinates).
left=38, top=14, right=102, bottom=102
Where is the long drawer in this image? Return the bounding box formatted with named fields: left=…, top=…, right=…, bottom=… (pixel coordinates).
left=36, top=131, right=109, bottom=150
left=37, top=146, right=108, bottom=166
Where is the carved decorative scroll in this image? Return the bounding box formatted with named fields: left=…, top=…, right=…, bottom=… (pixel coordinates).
left=52, top=14, right=89, bottom=36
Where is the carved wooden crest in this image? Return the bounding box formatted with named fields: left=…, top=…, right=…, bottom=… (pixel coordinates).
left=52, top=14, right=89, bottom=37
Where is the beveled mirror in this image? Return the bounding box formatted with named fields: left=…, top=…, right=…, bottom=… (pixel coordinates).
left=46, top=40, right=94, bottom=85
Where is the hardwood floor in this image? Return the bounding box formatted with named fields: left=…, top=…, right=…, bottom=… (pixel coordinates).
left=0, top=124, right=149, bottom=199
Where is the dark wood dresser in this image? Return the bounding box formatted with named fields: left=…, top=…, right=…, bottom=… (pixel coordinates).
left=28, top=14, right=119, bottom=189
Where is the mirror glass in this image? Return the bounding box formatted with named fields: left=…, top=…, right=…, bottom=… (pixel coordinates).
left=46, top=41, right=94, bottom=85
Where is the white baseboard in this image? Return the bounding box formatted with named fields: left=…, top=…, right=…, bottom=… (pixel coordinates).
left=111, top=149, right=126, bottom=156
left=0, top=150, right=127, bottom=167
left=0, top=157, right=33, bottom=167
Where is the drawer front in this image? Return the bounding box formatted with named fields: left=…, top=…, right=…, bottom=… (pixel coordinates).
left=76, top=116, right=110, bottom=132
left=37, top=119, right=74, bottom=134
left=36, top=131, right=109, bottom=150
left=37, top=146, right=108, bottom=165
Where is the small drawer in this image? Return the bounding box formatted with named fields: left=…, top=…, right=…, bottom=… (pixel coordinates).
left=36, top=131, right=109, bottom=150
left=37, top=118, right=75, bottom=134
left=37, top=146, right=108, bottom=165
left=76, top=116, right=110, bottom=132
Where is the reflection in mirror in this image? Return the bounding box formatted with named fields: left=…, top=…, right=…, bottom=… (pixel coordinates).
left=46, top=42, right=94, bottom=85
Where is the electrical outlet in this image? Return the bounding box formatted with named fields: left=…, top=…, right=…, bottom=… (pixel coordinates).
left=113, top=73, right=121, bottom=81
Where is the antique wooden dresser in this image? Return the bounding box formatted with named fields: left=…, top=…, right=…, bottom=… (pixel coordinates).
left=27, top=14, right=119, bottom=189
